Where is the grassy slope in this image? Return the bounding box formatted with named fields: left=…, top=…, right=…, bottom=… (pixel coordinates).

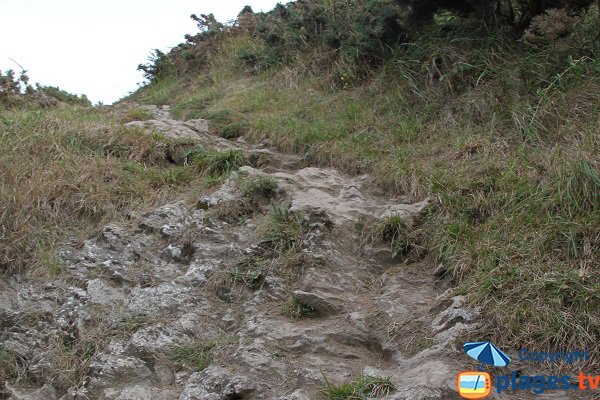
left=129, top=15, right=599, bottom=352
left=0, top=105, right=204, bottom=275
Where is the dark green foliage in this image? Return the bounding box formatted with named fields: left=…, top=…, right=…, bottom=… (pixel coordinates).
left=36, top=85, right=91, bottom=106
left=253, top=0, right=407, bottom=68
left=1, top=68, right=90, bottom=108
left=394, top=0, right=596, bottom=26
left=137, top=50, right=175, bottom=83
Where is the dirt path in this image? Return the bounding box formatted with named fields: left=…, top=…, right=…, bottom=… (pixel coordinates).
left=1, top=106, right=585, bottom=399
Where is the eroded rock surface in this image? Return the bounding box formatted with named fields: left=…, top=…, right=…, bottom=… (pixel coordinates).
left=1, top=105, right=487, bottom=400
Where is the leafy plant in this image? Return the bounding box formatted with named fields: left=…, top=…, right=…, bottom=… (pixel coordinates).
left=283, top=295, right=317, bottom=319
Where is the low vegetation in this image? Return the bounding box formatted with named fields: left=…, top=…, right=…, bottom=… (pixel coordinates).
left=375, top=215, right=422, bottom=259
left=0, top=350, right=18, bottom=383
left=169, top=342, right=215, bottom=372
left=186, top=148, right=245, bottom=176
left=118, top=107, right=155, bottom=123
left=320, top=374, right=395, bottom=399
left=241, top=176, right=278, bottom=199
left=283, top=295, right=317, bottom=319
left=258, top=203, right=305, bottom=253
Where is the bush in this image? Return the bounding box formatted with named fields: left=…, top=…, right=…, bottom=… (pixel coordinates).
left=254, top=0, right=407, bottom=69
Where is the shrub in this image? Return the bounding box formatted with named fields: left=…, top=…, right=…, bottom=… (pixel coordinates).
left=524, top=8, right=577, bottom=44
left=254, top=0, right=407, bottom=70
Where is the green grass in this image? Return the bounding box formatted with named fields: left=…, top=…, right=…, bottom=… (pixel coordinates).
left=220, top=121, right=248, bottom=139
left=169, top=342, right=214, bottom=372
left=186, top=148, right=246, bottom=176
left=259, top=203, right=304, bottom=253
left=241, top=176, right=278, bottom=199
left=283, top=295, right=317, bottom=319
left=376, top=215, right=419, bottom=258
left=118, top=108, right=155, bottom=123
left=320, top=374, right=395, bottom=399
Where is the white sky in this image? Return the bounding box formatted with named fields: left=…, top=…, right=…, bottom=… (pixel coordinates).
left=0, top=0, right=289, bottom=104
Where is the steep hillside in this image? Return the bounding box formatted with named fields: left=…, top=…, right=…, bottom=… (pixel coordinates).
left=130, top=1, right=600, bottom=352
left=0, top=1, right=599, bottom=399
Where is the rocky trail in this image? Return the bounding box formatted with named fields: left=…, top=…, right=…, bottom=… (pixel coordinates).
left=1, top=106, right=578, bottom=400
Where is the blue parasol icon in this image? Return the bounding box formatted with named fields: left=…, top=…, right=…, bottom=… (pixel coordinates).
left=463, top=341, right=511, bottom=367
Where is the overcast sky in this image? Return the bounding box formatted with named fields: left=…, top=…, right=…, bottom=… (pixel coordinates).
left=0, top=0, right=289, bottom=104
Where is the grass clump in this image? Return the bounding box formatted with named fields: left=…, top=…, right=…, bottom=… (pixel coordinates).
left=113, top=313, right=150, bottom=335
left=118, top=108, right=155, bottom=123
left=220, top=122, right=248, bottom=139
left=259, top=203, right=304, bottom=253
left=376, top=215, right=420, bottom=258
left=242, top=176, right=278, bottom=199
left=283, top=295, right=317, bottom=319
left=320, top=374, right=395, bottom=399
left=169, top=342, right=214, bottom=372
left=186, top=148, right=245, bottom=176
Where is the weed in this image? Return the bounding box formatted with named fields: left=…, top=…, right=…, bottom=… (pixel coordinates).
left=228, top=266, right=264, bottom=289
left=283, top=295, right=317, bottom=319
left=220, top=122, right=248, bottom=139
left=211, top=199, right=255, bottom=223
left=169, top=342, right=214, bottom=372
left=208, top=257, right=267, bottom=291
left=113, top=313, right=150, bottom=335
left=320, top=374, right=395, bottom=399
left=259, top=203, right=304, bottom=253
left=241, top=176, right=278, bottom=199
left=186, top=148, right=245, bottom=176
left=376, top=215, right=417, bottom=258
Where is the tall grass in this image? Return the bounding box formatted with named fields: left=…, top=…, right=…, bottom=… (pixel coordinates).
left=0, top=107, right=201, bottom=273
